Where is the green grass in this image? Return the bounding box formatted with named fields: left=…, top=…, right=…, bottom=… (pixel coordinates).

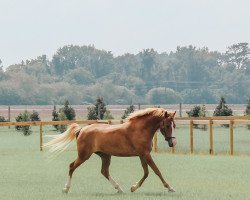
left=0, top=127, right=250, bottom=200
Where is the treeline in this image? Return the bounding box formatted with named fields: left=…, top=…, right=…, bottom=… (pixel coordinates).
left=0, top=43, right=249, bottom=105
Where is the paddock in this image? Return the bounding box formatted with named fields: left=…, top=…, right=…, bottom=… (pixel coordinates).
left=0, top=116, right=249, bottom=155
left=0, top=123, right=249, bottom=200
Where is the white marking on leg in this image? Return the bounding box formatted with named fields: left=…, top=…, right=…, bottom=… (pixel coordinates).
left=131, top=182, right=140, bottom=192
left=108, top=175, right=124, bottom=193
left=168, top=186, right=175, bottom=192
left=62, top=177, right=71, bottom=193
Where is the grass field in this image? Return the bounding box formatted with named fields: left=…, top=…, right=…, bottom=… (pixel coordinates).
left=0, top=126, right=250, bottom=200
left=157, top=124, right=250, bottom=155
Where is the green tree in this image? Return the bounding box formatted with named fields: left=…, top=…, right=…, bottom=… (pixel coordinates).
left=103, top=110, right=114, bottom=120
left=187, top=105, right=207, bottom=130
left=87, top=97, right=107, bottom=120
left=15, top=110, right=32, bottom=136
left=0, top=116, right=6, bottom=122
left=30, top=110, right=41, bottom=121
left=121, top=105, right=135, bottom=119
left=139, top=48, right=157, bottom=80
left=52, top=105, right=59, bottom=130
left=146, top=87, right=182, bottom=104
left=59, top=100, right=76, bottom=120
left=225, top=42, right=249, bottom=70
left=58, top=112, right=67, bottom=133
left=213, top=97, right=233, bottom=127
left=87, top=107, right=98, bottom=120
left=213, top=97, right=233, bottom=116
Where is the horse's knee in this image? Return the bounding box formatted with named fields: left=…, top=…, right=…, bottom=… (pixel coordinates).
left=144, top=171, right=149, bottom=178
left=101, top=169, right=109, bottom=179
left=69, top=162, right=74, bottom=168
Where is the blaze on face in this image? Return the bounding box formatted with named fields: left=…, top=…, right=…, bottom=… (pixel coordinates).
left=160, top=111, right=177, bottom=147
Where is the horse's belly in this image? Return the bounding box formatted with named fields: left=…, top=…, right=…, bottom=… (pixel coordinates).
left=95, top=135, right=138, bottom=156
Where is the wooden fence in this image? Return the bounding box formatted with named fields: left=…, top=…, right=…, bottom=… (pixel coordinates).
left=0, top=116, right=249, bottom=155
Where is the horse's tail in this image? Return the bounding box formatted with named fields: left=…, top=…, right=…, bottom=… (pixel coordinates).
left=43, top=123, right=82, bottom=154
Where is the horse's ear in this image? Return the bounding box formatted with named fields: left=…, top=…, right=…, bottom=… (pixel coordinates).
left=173, top=111, right=176, bottom=116
left=164, top=111, right=169, bottom=118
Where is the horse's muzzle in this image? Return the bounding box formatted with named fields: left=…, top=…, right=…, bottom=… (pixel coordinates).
left=166, top=137, right=177, bottom=147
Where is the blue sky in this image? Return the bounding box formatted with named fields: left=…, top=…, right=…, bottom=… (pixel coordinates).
left=0, top=0, right=250, bottom=68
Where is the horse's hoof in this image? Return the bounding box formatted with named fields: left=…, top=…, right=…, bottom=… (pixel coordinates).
left=168, top=187, right=175, bottom=192
left=131, top=185, right=137, bottom=192
left=117, top=190, right=124, bottom=194
left=62, top=187, right=69, bottom=194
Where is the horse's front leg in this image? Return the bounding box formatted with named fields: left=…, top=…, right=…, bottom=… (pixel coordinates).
left=143, top=153, right=175, bottom=192
left=131, top=156, right=149, bottom=192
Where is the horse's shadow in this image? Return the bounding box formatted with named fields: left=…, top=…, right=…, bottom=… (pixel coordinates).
left=92, top=191, right=183, bottom=198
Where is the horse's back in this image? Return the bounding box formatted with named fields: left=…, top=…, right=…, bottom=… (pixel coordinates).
left=77, top=123, right=138, bottom=156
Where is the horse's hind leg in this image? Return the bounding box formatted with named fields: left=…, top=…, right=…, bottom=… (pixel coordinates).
left=62, top=157, right=84, bottom=193
left=131, top=156, right=149, bottom=192
left=63, top=152, right=92, bottom=193
left=98, top=153, right=124, bottom=193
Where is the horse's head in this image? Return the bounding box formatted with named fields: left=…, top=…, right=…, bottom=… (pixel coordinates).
left=160, top=111, right=177, bottom=147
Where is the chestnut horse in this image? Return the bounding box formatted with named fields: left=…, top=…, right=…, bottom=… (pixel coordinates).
left=44, top=108, right=176, bottom=193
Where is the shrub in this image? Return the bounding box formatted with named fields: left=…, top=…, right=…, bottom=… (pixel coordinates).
left=103, top=110, right=114, bottom=120
left=187, top=105, right=201, bottom=117
left=87, top=97, right=107, bottom=120
left=213, top=97, right=233, bottom=116
left=87, top=106, right=98, bottom=120
left=187, top=105, right=207, bottom=130
left=213, top=97, right=233, bottom=127
left=245, top=99, right=250, bottom=130
left=59, top=100, right=76, bottom=120
left=121, top=105, right=135, bottom=119
left=52, top=105, right=59, bottom=130
left=30, top=110, right=41, bottom=121
left=0, top=116, right=6, bottom=122
left=15, top=110, right=32, bottom=136
left=58, top=112, right=67, bottom=133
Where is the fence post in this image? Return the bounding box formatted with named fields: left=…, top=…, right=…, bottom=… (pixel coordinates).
left=179, top=103, right=182, bottom=117
left=209, top=119, right=213, bottom=155
left=153, top=132, right=158, bottom=152
left=190, top=120, right=193, bottom=154
left=8, top=106, right=10, bottom=129
left=230, top=120, right=234, bottom=155
left=40, top=124, right=43, bottom=151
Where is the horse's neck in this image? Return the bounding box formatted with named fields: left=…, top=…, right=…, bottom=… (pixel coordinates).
left=139, top=116, right=162, bottom=136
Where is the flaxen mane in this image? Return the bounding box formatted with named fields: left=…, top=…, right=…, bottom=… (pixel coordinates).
left=127, top=108, right=165, bottom=121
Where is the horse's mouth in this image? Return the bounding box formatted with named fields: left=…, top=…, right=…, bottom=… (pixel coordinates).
left=167, top=138, right=177, bottom=147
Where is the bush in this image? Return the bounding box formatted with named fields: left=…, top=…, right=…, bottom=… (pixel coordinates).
left=30, top=110, right=41, bottom=121
left=87, top=97, right=107, bottom=120
left=213, top=97, right=233, bottom=127
left=15, top=110, right=32, bottom=136
left=187, top=105, right=201, bottom=117
left=0, top=116, right=6, bottom=122
left=58, top=112, right=67, bottom=133
left=87, top=106, right=98, bottom=120
left=59, top=100, right=76, bottom=120
left=213, top=97, right=233, bottom=117
left=103, top=110, right=114, bottom=120
left=245, top=99, right=250, bottom=130
left=187, top=105, right=207, bottom=130
left=121, top=105, right=135, bottom=119
left=52, top=105, right=59, bottom=130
